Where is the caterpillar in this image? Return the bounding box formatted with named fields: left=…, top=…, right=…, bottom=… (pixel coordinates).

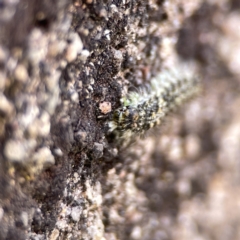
left=107, top=62, right=201, bottom=145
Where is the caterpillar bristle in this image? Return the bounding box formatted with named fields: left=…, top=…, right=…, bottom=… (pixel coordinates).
left=108, top=62, right=201, bottom=146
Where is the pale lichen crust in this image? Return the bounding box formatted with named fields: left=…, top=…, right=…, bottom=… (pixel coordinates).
left=108, top=62, right=201, bottom=144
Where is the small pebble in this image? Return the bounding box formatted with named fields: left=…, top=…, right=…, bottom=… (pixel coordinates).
left=71, top=206, right=82, bottom=222
left=75, top=131, right=87, bottom=147
left=4, top=140, right=28, bottom=162
left=49, top=229, right=59, bottom=240
left=14, top=64, right=28, bottom=83
left=79, top=49, right=90, bottom=62
left=53, top=148, right=63, bottom=157
left=32, top=147, right=55, bottom=169
left=20, top=211, right=28, bottom=227
left=56, top=219, right=67, bottom=230
left=0, top=93, right=14, bottom=117
left=99, top=101, right=112, bottom=114
left=0, top=208, right=4, bottom=221
left=92, top=142, right=104, bottom=159
left=65, top=32, right=83, bottom=62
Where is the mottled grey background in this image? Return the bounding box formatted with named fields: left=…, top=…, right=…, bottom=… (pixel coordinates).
left=0, top=0, right=240, bottom=239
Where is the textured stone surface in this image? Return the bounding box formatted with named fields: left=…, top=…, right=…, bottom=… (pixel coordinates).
left=0, top=0, right=240, bottom=240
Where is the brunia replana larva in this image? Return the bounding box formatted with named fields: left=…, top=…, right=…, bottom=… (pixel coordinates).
left=107, top=62, right=201, bottom=145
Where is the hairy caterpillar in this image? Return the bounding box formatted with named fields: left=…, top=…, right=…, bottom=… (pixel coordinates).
left=108, top=63, right=201, bottom=145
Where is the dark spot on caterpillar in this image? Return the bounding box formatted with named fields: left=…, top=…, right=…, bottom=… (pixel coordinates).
left=107, top=62, right=201, bottom=146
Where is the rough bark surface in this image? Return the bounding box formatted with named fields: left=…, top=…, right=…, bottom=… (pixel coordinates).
left=0, top=0, right=240, bottom=240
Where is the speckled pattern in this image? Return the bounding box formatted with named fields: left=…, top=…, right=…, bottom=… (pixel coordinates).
left=1, top=0, right=240, bottom=240
left=108, top=64, right=200, bottom=144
